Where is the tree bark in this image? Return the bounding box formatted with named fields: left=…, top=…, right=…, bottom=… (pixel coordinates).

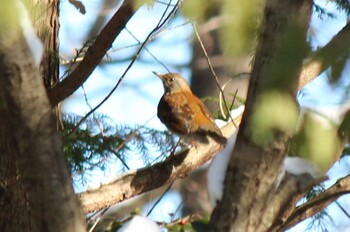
left=0, top=1, right=85, bottom=231
left=23, top=0, right=60, bottom=89
left=210, top=0, right=313, bottom=231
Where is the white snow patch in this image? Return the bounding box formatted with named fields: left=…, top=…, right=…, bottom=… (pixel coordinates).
left=283, top=156, right=321, bottom=178
left=118, top=215, right=161, bottom=232
left=207, top=129, right=238, bottom=206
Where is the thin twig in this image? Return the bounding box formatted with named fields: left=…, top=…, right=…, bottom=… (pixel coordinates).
left=192, top=24, right=235, bottom=124
left=68, top=0, right=181, bottom=136
left=106, top=148, right=130, bottom=170
left=88, top=207, right=110, bottom=232
left=146, top=181, right=174, bottom=217
left=172, top=201, right=184, bottom=220
left=60, top=38, right=95, bottom=80
left=219, top=80, right=238, bottom=127
left=125, top=27, right=171, bottom=73
left=334, top=200, right=350, bottom=219
left=81, top=85, right=105, bottom=135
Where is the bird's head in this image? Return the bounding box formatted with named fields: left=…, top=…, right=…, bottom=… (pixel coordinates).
left=153, top=72, right=191, bottom=94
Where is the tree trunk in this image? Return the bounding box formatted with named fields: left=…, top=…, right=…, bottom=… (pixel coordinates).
left=0, top=1, right=85, bottom=231
left=23, top=0, right=60, bottom=89
left=210, top=0, right=313, bottom=231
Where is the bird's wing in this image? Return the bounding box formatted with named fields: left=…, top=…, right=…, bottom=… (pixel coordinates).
left=191, top=96, right=221, bottom=134
left=158, top=93, right=194, bottom=134
left=190, top=96, right=227, bottom=144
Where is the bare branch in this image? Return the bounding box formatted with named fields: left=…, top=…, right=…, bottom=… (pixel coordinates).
left=298, top=22, right=350, bottom=90
left=279, top=174, right=350, bottom=231
left=48, top=1, right=134, bottom=106
left=78, top=115, right=242, bottom=213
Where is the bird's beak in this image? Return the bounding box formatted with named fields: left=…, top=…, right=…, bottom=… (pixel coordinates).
left=152, top=71, right=162, bottom=79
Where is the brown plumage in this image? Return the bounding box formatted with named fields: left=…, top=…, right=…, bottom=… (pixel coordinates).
left=154, top=72, right=227, bottom=145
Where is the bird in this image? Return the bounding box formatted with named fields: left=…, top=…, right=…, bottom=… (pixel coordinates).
left=153, top=71, right=227, bottom=145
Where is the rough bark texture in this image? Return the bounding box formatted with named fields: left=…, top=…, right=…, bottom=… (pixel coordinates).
left=0, top=124, right=30, bottom=231
left=209, top=0, right=313, bottom=231
left=0, top=1, right=85, bottom=231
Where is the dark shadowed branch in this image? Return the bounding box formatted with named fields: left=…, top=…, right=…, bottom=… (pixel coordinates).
left=48, top=1, right=134, bottom=106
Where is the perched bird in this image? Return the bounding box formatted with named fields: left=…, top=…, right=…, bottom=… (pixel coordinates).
left=154, top=72, right=227, bottom=145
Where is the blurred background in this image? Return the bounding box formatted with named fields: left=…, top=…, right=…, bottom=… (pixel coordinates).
left=59, top=0, right=350, bottom=231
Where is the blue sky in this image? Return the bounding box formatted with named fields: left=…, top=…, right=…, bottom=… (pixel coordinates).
left=59, top=0, right=350, bottom=230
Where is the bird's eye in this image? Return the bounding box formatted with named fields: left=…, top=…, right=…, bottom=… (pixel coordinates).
left=169, top=77, right=175, bottom=82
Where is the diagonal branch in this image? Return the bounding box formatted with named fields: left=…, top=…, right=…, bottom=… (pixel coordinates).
left=48, top=2, right=134, bottom=106
left=279, top=174, right=350, bottom=231
left=298, top=22, right=350, bottom=90
left=78, top=114, right=242, bottom=213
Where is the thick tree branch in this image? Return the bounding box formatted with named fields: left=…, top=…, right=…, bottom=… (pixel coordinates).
left=79, top=115, right=242, bottom=213
left=298, top=22, right=350, bottom=90
left=278, top=174, right=350, bottom=231
left=48, top=1, right=134, bottom=106
left=209, top=0, right=312, bottom=231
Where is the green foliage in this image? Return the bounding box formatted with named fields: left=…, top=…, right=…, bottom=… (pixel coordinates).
left=202, top=93, right=245, bottom=120
left=218, top=0, right=262, bottom=55
left=182, top=0, right=261, bottom=55
left=61, top=113, right=177, bottom=182
left=182, top=0, right=213, bottom=22
left=250, top=92, right=299, bottom=145
left=304, top=184, right=324, bottom=200
left=0, top=1, right=21, bottom=40
left=289, top=111, right=340, bottom=173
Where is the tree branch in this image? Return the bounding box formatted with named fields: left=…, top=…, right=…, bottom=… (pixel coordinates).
left=298, top=22, right=350, bottom=90
left=278, top=174, right=350, bottom=231
left=209, top=0, right=312, bottom=231
left=78, top=114, right=242, bottom=213
left=48, top=1, right=134, bottom=106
